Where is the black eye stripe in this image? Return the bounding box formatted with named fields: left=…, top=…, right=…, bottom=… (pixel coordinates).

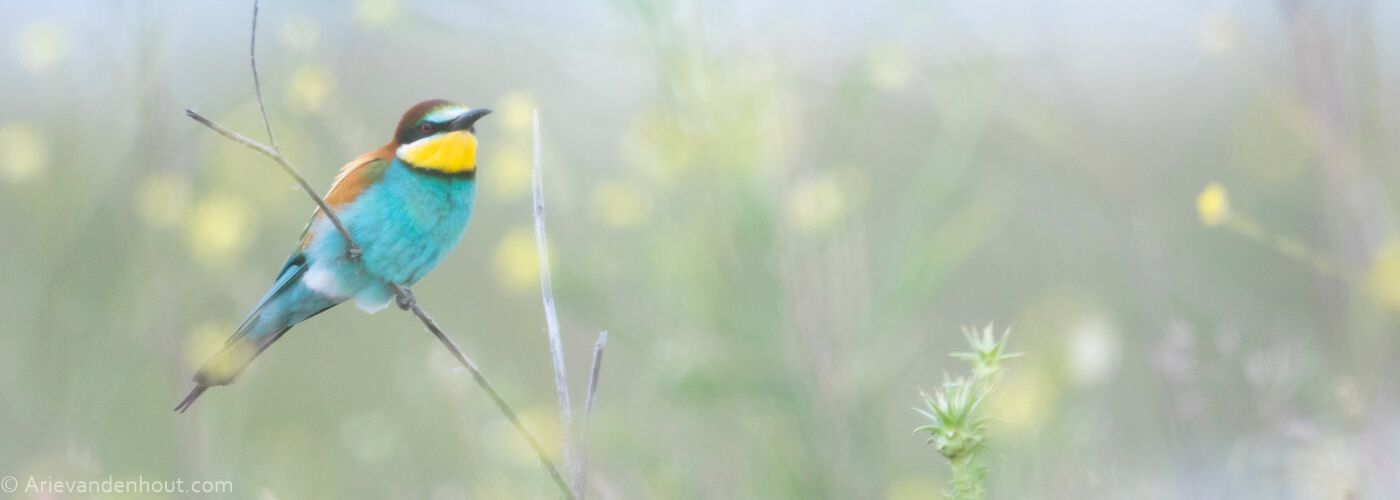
left=399, top=121, right=450, bottom=144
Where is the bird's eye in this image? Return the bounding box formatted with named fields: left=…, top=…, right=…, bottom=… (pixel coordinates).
left=420, top=123, right=433, bottom=133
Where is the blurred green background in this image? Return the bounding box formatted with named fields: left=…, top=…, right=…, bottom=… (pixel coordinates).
left=2, top=0, right=1399, bottom=498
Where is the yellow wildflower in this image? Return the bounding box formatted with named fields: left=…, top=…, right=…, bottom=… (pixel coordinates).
left=0, top=122, right=50, bottom=183
left=493, top=227, right=540, bottom=294
left=1369, top=238, right=1400, bottom=310
left=592, top=180, right=651, bottom=228
left=136, top=172, right=191, bottom=228
left=286, top=64, right=334, bottom=114
left=186, top=194, right=255, bottom=268
left=1197, top=183, right=1230, bottom=227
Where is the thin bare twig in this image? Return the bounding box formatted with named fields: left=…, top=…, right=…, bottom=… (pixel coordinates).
left=576, top=331, right=608, bottom=500
left=532, top=110, right=577, bottom=486
left=185, top=2, right=573, bottom=498
left=183, top=110, right=361, bottom=260
left=584, top=332, right=607, bottom=428
left=388, top=283, right=574, bottom=497
left=249, top=0, right=276, bottom=150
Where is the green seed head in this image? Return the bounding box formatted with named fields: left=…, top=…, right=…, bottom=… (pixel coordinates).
left=914, top=379, right=990, bottom=460
left=951, top=323, right=1021, bottom=386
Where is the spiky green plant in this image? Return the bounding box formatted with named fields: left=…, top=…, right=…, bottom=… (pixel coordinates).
left=914, top=324, right=1019, bottom=500
left=953, top=324, right=1022, bottom=388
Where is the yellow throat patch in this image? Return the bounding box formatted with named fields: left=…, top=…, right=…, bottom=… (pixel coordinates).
left=397, top=131, right=478, bottom=174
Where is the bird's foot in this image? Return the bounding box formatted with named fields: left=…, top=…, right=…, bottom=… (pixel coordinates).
left=346, top=247, right=364, bottom=260
left=396, top=288, right=416, bottom=311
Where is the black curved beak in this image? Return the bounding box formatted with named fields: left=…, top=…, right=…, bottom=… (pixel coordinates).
left=450, top=108, right=492, bottom=132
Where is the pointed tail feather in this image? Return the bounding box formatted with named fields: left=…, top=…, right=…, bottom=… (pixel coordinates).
left=173, top=326, right=292, bottom=413
left=171, top=297, right=338, bottom=414
left=174, top=385, right=208, bottom=413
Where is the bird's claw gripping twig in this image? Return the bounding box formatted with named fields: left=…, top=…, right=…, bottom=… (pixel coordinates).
left=396, top=288, right=416, bottom=311
left=347, top=247, right=364, bottom=260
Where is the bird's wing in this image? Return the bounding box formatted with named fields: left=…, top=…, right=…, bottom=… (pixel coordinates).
left=223, top=145, right=396, bottom=347
left=322, top=144, right=398, bottom=214
left=186, top=145, right=401, bottom=403
left=294, top=143, right=398, bottom=251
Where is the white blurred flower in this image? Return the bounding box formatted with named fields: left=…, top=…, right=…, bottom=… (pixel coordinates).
left=785, top=171, right=853, bottom=233
left=355, top=0, right=399, bottom=28
left=1245, top=342, right=1293, bottom=415
left=15, top=20, right=68, bottom=72
left=869, top=45, right=915, bottom=91
left=1067, top=316, right=1121, bottom=386
left=279, top=13, right=320, bottom=52
left=1152, top=320, right=1204, bottom=421
left=1290, top=436, right=1361, bottom=500
left=1214, top=325, right=1240, bottom=355
left=1200, top=12, right=1239, bottom=57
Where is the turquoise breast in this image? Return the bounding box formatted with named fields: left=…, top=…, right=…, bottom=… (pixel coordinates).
left=310, top=160, right=477, bottom=289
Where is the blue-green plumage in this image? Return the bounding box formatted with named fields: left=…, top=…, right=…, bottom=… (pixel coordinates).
left=176, top=100, right=488, bottom=413
left=333, top=159, right=478, bottom=288
left=268, top=160, right=476, bottom=325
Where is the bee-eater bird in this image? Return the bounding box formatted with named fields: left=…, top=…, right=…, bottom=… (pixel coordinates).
left=175, top=100, right=491, bottom=413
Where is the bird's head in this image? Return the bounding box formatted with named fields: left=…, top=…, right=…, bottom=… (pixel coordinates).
left=393, top=99, right=491, bottom=176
